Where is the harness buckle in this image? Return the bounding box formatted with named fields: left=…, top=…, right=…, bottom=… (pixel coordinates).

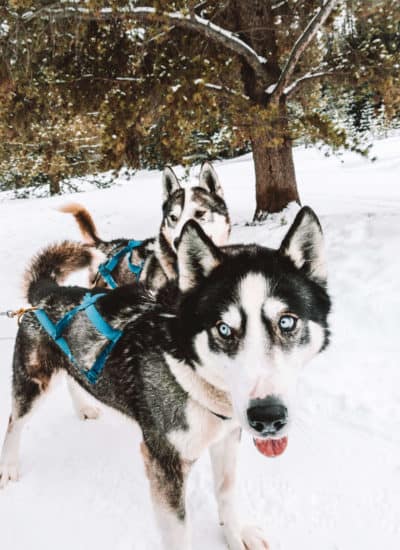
left=0, top=306, right=39, bottom=325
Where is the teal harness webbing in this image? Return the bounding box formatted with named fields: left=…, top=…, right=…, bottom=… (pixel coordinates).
left=34, top=292, right=122, bottom=384
left=97, top=240, right=144, bottom=288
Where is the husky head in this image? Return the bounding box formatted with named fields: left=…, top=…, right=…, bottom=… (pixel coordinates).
left=176, top=207, right=331, bottom=457
left=160, top=163, right=230, bottom=254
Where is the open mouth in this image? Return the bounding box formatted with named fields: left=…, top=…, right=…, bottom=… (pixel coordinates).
left=253, top=435, right=288, bottom=457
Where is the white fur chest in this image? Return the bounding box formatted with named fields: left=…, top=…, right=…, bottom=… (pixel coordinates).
left=167, top=400, right=237, bottom=462
left=164, top=353, right=237, bottom=461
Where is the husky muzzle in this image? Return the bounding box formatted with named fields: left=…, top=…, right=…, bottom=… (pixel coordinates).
left=246, top=396, right=289, bottom=458
left=246, top=395, right=288, bottom=436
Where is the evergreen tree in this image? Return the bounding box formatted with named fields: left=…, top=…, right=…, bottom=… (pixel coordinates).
left=1, top=1, right=399, bottom=218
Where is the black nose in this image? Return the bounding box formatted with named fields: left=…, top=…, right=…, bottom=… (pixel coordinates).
left=247, top=396, right=288, bottom=435
left=173, top=237, right=180, bottom=249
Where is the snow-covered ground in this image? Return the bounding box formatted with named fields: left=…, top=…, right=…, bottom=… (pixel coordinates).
left=0, top=136, right=399, bottom=550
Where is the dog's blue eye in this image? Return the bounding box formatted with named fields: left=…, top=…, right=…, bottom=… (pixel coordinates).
left=217, top=322, right=232, bottom=338
left=279, top=315, right=297, bottom=332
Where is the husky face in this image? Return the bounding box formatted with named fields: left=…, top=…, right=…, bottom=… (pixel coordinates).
left=160, top=163, right=230, bottom=253
left=176, top=208, right=330, bottom=453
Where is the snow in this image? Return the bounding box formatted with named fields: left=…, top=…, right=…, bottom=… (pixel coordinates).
left=0, top=136, right=399, bottom=549
left=282, top=71, right=330, bottom=95
left=0, top=22, right=10, bottom=37
left=128, top=8, right=268, bottom=66
left=266, top=83, right=277, bottom=94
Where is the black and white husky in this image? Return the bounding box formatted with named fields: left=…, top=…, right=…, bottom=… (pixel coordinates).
left=60, top=162, right=231, bottom=289
left=0, top=207, right=331, bottom=550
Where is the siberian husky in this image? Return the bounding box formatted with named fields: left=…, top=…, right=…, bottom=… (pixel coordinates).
left=0, top=207, right=331, bottom=550
left=60, top=162, right=231, bottom=290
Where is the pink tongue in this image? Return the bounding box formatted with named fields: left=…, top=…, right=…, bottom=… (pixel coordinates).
left=254, top=436, right=288, bottom=457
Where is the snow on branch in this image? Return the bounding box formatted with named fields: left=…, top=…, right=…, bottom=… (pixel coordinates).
left=269, top=0, right=338, bottom=102
left=284, top=70, right=340, bottom=96
left=271, top=1, right=288, bottom=11
left=120, top=7, right=267, bottom=80
left=197, top=80, right=249, bottom=101
left=21, top=3, right=267, bottom=81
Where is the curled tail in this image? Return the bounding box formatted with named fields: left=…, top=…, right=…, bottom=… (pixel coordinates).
left=23, top=241, right=94, bottom=305
left=58, top=203, right=100, bottom=245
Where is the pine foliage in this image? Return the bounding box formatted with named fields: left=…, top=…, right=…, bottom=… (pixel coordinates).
left=0, top=1, right=399, bottom=195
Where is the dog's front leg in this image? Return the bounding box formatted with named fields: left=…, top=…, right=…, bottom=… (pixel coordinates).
left=210, top=427, right=269, bottom=550
left=141, top=441, right=192, bottom=550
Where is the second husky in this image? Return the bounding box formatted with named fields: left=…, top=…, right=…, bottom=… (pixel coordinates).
left=60, top=162, right=231, bottom=290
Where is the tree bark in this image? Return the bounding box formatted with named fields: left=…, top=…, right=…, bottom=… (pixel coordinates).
left=252, top=134, right=300, bottom=221
left=229, top=1, right=300, bottom=220
left=49, top=174, right=60, bottom=195
left=251, top=103, right=300, bottom=221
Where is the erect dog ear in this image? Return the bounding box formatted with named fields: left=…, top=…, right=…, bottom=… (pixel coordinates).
left=162, top=166, right=181, bottom=202
left=177, top=220, right=222, bottom=292
left=198, top=162, right=224, bottom=198
left=279, top=206, right=327, bottom=286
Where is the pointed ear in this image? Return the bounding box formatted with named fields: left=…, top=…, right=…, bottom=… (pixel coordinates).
left=177, top=221, right=222, bottom=292
left=198, top=162, right=224, bottom=198
left=279, top=207, right=327, bottom=286
left=162, top=166, right=181, bottom=202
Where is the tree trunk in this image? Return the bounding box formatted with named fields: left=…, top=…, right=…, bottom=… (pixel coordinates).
left=227, top=2, right=301, bottom=220
left=252, top=132, right=300, bottom=221
left=251, top=104, right=300, bottom=221
left=49, top=174, right=60, bottom=195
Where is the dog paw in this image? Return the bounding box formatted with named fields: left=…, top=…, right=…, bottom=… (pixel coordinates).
left=240, top=525, right=269, bottom=550
left=0, top=463, right=19, bottom=489
left=78, top=405, right=101, bottom=420
left=223, top=524, right=269, bottom=550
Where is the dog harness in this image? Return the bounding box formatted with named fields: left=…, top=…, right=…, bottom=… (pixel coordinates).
left=97, top=240, right=144, bottom=288
left=33, top=292, right=122, bottom=384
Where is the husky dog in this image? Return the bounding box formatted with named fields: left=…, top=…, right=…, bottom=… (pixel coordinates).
left=0, top=207, right=331, bottom=550
left=60, top=162, right=230, bottom=290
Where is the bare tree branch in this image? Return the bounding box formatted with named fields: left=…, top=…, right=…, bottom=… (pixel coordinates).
left=269, top=0, right=339, bottom=102
left=271, top=1, right=289, bottom=14
left=284, top=70, right=341, bottom=96
left=201, top=81, right=250, bottom=101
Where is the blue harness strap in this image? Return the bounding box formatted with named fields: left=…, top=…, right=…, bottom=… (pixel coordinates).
left=34, top=293, right=123, bottom=384
left=97, top=240, right=144, bottom=288
left=34, top=309, right=76, bottom=364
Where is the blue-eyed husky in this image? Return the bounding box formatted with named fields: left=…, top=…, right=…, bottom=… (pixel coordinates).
left=60, top=162, right=231, bottom=290
left=0, top=207, right=331, bottom=549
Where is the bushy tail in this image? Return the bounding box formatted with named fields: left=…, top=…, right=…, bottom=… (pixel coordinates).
left=58, top=203, right=100, bottom=244
left=23, top=241, right=94, bottom=305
